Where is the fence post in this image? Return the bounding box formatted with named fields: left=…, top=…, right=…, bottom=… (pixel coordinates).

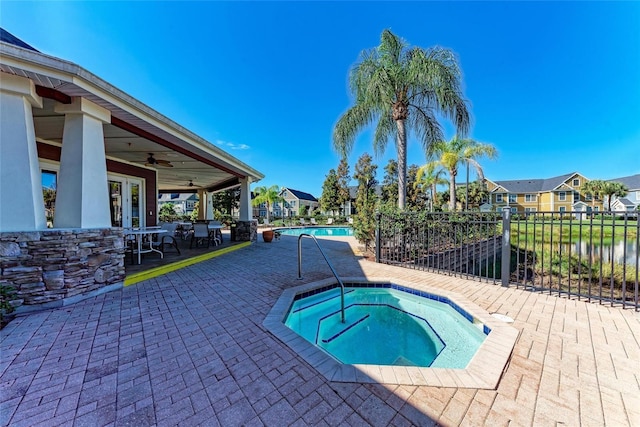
left=375, top=212, right=381, bottom=263
left=501, top=207, right=511, bottom=287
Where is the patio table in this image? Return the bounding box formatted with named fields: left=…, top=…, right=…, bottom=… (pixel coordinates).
left=207, top=223, right=224, bottom=243
left=124, top=227, right=167, bottom=264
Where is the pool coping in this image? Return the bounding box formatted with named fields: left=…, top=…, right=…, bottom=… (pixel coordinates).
left=263, top=277, right=520, bottom=389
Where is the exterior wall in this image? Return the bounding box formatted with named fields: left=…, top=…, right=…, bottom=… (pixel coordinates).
left=0, top=228, right=125, bottom=310
left=488, top=174, right=605, bottom=213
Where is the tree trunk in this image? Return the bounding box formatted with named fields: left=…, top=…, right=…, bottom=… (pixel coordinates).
left=396, top=119, right=407, bottom=210
left=431, top=183, right=437, bottom=212
left=449, top=170, right=457, bottom=211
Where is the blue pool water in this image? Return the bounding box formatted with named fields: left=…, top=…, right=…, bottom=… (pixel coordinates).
left=277, top=226, right=353, bottom=237
left=284, top=285, right=487, bottom=368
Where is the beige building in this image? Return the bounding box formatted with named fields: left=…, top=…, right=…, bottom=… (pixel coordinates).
left=483, top=172, right=604, bottom=214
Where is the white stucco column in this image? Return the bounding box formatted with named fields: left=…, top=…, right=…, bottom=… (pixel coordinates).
left=0, top=74, right=46, bottom=231
left=206, top=191, right=215, bottom=220
left=53, top=98, right=111, bottom=228
left=239, top=177, right=252, bottom=221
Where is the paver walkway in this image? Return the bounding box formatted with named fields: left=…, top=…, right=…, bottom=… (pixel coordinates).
left=1, top=236, right=639, bottom=426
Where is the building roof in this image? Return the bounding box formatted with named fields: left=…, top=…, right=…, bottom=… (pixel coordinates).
left=282, top=188, right=318, bottom=202
left=158, top=193, right=198, bottom=202
left=612, top=198, right=635, bottom=207
left=348, top=185, right=383, bottom=199
left=0, top=28, right=264, bottom=193
left=0, top=28, right=38, bottom=52
left=491, top=172, right=580, bottom=193
left=608, top=174, right=640, bottom=190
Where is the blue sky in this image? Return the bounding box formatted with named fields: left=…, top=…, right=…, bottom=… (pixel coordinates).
left=3, top=1, right=639, bottom=196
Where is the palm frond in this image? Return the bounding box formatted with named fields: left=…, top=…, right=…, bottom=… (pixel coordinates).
left=333, top=104, right=377, bottom=157
left=373, top=113, right=396, bottom=156
left=409, top=105, right=444, bottom=153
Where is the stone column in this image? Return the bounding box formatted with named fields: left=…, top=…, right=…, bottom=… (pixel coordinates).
left=0, top=74, right=46, bottom=231
left=239, top=177, right=252, bottom=221
left=53, top=98, right=111, bottom=228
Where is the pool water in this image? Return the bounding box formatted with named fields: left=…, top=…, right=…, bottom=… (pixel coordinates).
left=276, top=226, right=353, bottom=237
left=285, top=286, right=487, bottom=368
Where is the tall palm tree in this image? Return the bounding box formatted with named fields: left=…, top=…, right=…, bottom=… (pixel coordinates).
left=427, top=137, right=497, bottom=211
left=252, top=185, right=283, bottom=223
left=415, top=163, right=447, bottom=211
left=582, top=179, right=606, bottom=209
left=333, top=29, right=470, bottom=210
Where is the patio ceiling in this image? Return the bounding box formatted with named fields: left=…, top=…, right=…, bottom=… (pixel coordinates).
left=1, top=41, right=264, bottom=193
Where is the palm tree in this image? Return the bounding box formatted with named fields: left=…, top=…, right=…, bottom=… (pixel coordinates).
left=582, top=179, right=606, bottom=209
left=602, top=181, right=629, bottom=211
left=427, top=136, right=497, bottom=211
left=333, top=29, right=470, bottom=210
left=252, top=185, right=283, bottom=223
left=415, top=163, right=447, bottom=211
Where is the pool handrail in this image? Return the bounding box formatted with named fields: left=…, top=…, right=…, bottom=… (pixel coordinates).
left=297, top=233, right=346, bottom=323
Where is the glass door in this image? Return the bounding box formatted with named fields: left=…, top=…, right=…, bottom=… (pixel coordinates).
left=108, top=176, right=144, bottom=228
left=109, top=181, right=123, bottom=227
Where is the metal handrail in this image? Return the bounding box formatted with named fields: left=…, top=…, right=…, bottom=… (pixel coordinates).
left=297, top=233, right=345, bottom=323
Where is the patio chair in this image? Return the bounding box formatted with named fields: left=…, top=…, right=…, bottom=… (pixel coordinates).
left=190, top=223, right=211, bottom=248
left=179, top=222, right=193, bottom=240
left=310, top=218, right=318, bottom=225
left=326, top=217, right=333, bottom=225
left=299, top=218, right=306, bottom=226
left=151, top=222, right=181, bottom=255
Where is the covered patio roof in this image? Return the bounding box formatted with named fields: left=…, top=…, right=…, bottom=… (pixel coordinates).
left=0, top=40, right=264, bottom=193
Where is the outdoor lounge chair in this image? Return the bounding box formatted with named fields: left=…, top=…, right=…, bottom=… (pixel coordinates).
left=310, top=218, right=318, bottom=225
left=151, top=222, right=181, bottom=255
left=299, top=218, right=306, bottom=226
left=190, top=223, right=211, bottom=248
left=326, top=217, right=333, bottom=225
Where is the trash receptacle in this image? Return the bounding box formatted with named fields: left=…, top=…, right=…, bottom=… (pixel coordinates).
left=230, top=222, right=237, bottom=241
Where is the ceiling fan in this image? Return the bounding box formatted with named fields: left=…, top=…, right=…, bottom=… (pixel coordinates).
left=145, top=153, right=173, bottom=168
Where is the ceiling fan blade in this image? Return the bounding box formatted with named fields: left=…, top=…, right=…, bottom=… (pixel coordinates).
left=157, top=162, right=173, bottom=167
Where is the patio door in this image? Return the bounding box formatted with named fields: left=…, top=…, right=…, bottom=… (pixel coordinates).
left=108, top=176, right=144, bottom=228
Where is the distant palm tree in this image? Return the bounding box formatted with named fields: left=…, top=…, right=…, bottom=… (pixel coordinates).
left=602, top=181, right=629, bottom=211
left=415, top=163, right=447, bottom=211
left=427, top=137, right=497, bottom=211
left=333, top=29, right=470, bottom=210
left=582, top=179, right=606, bottom=209
left=252, top=185, right=283, bottom=223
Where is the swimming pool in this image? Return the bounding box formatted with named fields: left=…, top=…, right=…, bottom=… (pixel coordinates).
left=277, top=226, right=353, bottom=237
left=264, top=277, right=519, bottom=387
left=284, top=285, right=486, bottom=368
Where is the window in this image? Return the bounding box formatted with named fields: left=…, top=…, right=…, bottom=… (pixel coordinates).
left=594, top=206, right=599, bottom=212
left=524, top=194, right=536, bottom=202
left=510, top=207, right=517, bottom=213
left=508, top=194, right=517, bottom=203
left=573, top=178, right=580, bottom=187
left=559, top=206, right=566, bottom=212
left=496, top=194, right=504, bottom=203
left=585, top=194, right=592, bottom=201
left=524, top=207, right=537, bottom=213
left=558, top=191, right=566, bottom=201
left=573, top=192, right=580, bottom=202
left=290, top=200, right=296, bottom=207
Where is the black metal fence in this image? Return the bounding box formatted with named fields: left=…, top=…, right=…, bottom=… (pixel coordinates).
left=376, top=209, right=639, bottom=310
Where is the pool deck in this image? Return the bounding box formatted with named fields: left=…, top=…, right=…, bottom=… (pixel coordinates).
left=1, top=235, right=639, bottom=426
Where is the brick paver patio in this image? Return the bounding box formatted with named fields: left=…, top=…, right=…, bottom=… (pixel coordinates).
left=1, top=236, right=639, bottom=426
